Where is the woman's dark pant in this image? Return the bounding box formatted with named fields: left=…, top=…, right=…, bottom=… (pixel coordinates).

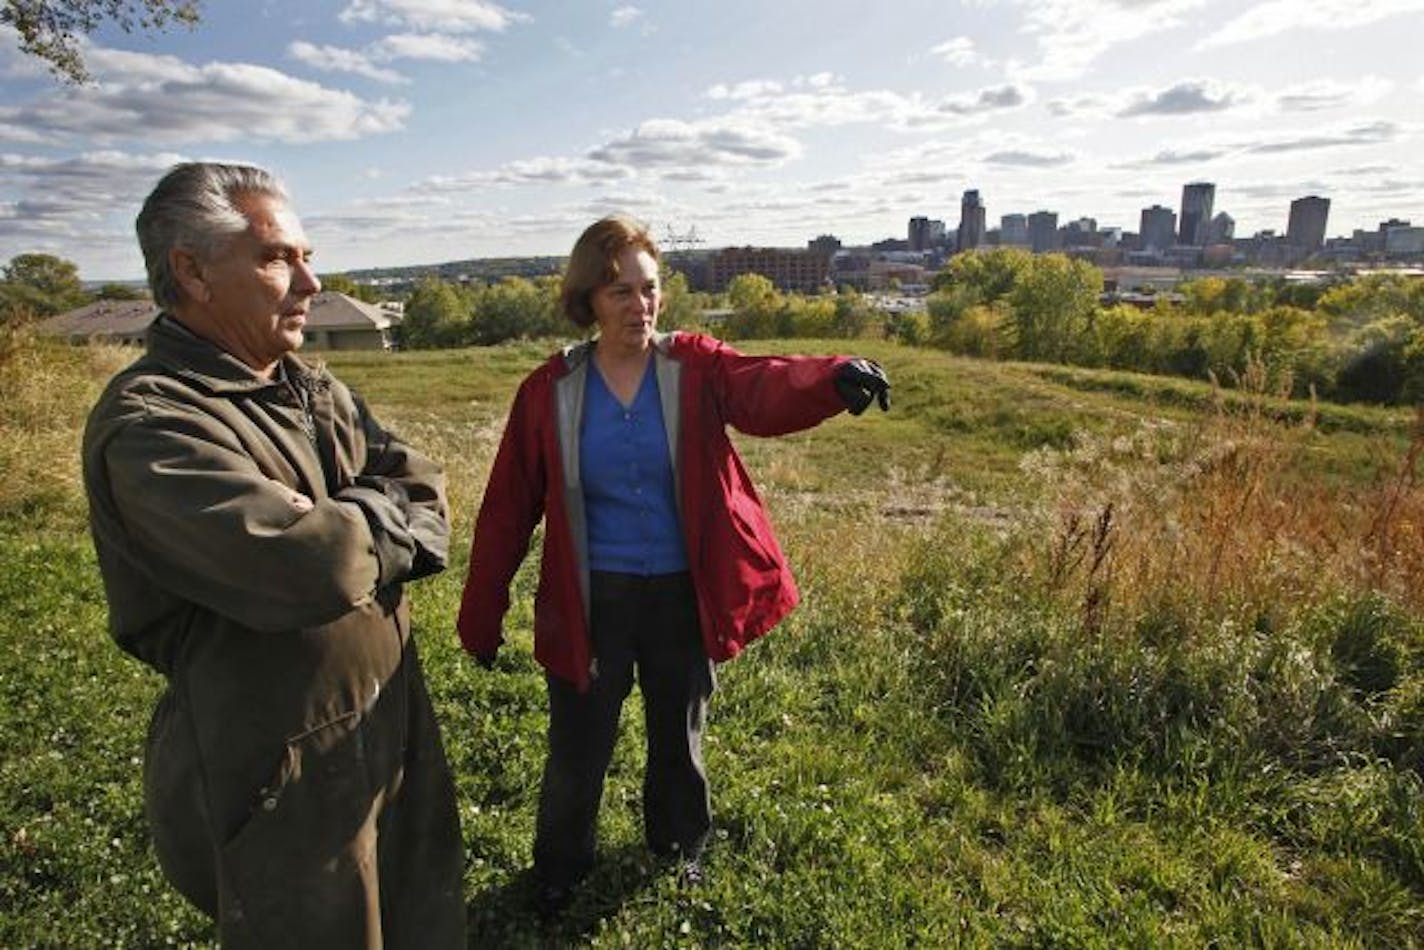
left=533, top=571, right=714, bottom=888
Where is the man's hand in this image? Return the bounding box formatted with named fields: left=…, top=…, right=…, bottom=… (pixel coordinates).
left=834, top=358, right=891, bottom=415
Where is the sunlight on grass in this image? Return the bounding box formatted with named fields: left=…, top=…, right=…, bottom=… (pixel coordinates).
left=3, top=332, right=1420, bottom=946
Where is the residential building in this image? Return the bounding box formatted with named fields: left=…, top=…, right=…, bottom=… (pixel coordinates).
left=707, top=246, right=830, bottom=292
left=35, top=298, right=156, bottom=345
left=37, top=291, right=402, bottom=350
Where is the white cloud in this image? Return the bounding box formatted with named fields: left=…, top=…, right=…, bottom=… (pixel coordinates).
left=0, top=52, right=410, bottom=145
left=288, top=41, right=408, bottom=84
left=900, top=83, right=1034, bottom=129
left=610, top=5, right=644, bottom=27
left=929, top=37, right=977, bottom=67
left=1242, top=120, right=1400, bottom=154
left=0, top=150, right=189, bottom=253
left=375, top=33, right=484, bottom=61
left=1008, top=0, right=1211, bottom=80
left=1274, top=76, right=1393, bottom=112
left=416, top=156, right=632, bottom=191
left=1118, top=79, right=1251, bottom=117
left=984, top=148, right=1076, bottom=167
left=1199, top=0, right=1424, bottom=48
left=588, top=117, right=803, bottom=169
left=287, top=31, right=483, bottom=81
left=706, top=79, right=784, bottom=101
left=705, top=75, right=1030, bottom=133
left=338, top=0, right=527, bottom=32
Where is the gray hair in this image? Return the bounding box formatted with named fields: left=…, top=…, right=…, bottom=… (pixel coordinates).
left=136, top=162, right=289, bottom=310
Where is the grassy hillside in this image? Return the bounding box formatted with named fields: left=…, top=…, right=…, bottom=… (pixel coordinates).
left=2, top=328, right=1421, bottom=947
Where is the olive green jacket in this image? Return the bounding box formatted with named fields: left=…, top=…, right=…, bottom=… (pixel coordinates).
left=82, top=316, right=462, bottom=946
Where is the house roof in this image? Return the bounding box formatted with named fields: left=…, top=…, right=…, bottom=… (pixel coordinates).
left=36, top=291, right=399, bottom=341
left=35, top=299, right=158, bottom=341
left=306, top=292, right=400, bottom=331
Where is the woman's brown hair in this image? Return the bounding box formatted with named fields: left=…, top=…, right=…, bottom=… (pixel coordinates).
left=560, top=215, right=661, bottom=328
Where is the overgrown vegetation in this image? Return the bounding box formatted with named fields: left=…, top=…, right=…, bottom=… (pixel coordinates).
left=2, top=323, right=1421, bottom=946
left=923, top=250, right=1424, bottom=406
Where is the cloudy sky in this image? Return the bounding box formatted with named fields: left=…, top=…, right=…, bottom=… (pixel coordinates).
left=1, top=0, right=1420, bottom=280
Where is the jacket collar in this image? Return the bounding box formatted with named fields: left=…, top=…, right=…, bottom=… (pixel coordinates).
left=556, top=330, right=679, bottom=376
left=145, top=314, right=326, bottom=396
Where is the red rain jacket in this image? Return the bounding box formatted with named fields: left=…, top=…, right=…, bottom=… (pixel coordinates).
left=456, top=332, right=849, bottom=690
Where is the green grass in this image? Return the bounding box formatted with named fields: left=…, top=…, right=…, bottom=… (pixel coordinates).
left=3, top=334, right=1422, bottom=947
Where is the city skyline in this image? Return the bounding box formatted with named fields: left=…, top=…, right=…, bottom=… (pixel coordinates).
left=0, top=0, right=1420, bottom=280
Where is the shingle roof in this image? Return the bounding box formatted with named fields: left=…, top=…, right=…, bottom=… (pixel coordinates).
left=306, top=292, right=399, bottom=330
left=35, top=292, right=399, bottom=340
left=34, top=299, right=158, bottom=341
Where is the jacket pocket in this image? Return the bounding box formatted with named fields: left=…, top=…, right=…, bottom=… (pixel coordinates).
left=216, top=710, right=380, bottom=948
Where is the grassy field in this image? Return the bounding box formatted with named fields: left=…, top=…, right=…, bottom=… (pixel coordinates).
left=2, top=328, right=1422, bottom=947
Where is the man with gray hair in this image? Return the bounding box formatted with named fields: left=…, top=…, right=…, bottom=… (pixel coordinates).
left=82, top=162, right=465, bottom=947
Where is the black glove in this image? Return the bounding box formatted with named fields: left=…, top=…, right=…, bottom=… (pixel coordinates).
left=834, top=358, right=891, bottom=415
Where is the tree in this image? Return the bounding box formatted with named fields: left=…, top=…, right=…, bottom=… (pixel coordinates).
left=94, top=282, right=145, bottom=300
left=1005, top=253, right=1101, bottom=363
left=399, top=278, right=469, bottom=349
left=319, top=273, right=380, bottom=304
left=1180, top=276, right=1256, bottom=316
left=723, top=273, right=782, bottom=339
left=1, top=252, right=89, bottom=316
left=726, top=273, right=777, bottom=313
left=932, top=246, right=1032, bottom=303
left=659, top=267, right=702, bottom=331
left=3, top=0, right=201, bottom=83
left=469, top=276, right=560, bottom=345
left=926, top=247, right=1032, bottom=349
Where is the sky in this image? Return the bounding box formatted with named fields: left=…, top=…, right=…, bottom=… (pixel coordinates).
left=0, top=0, right=1420, bottom=281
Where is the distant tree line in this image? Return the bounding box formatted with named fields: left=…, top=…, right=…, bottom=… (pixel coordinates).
left=919, top=248, right=1424, bottom=405
left=395, top=268, right=714, bottom=348
left=7, top=245, right=1421, bottom=405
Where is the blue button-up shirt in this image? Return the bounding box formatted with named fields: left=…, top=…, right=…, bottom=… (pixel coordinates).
left=580, top=361, right=688, bottom=575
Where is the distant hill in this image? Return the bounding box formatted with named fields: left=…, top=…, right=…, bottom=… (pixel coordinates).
left=345, top=255, right=565, bottom=288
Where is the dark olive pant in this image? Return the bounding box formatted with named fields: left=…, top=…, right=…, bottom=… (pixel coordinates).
left=533, top=571, right=714, bottom=888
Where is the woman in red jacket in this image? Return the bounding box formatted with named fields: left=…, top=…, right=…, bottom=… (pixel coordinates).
left=457, top=215, right=889, bottom=916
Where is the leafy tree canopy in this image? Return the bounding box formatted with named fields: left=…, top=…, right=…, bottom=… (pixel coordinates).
left=2, top=0, right=201, bottom=83
left=319, top=272, right=380, bottom=304
left=1, top=251, right=89, bottom=316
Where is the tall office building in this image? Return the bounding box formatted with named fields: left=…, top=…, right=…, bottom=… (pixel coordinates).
left=1179, top=182, right=1215, bottom=246
left=908, top=216, right=945, bottom=252
left=957, top=189, right=986, bottom=252
left=1207, top=212, right=1235, bottom=245
left=1000, top=213, right=1029, bottom=246
left=1287, top=196, right=1330, bottom=250
left=1140, top=204, right=1177, bottom=252
left=1027, top=210, right=1059, bottom=253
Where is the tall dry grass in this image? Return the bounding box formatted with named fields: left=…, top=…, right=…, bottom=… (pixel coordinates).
left=1019, top=354, right=1424, bottom=633
left=0, top=325, right=132, bottom=528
